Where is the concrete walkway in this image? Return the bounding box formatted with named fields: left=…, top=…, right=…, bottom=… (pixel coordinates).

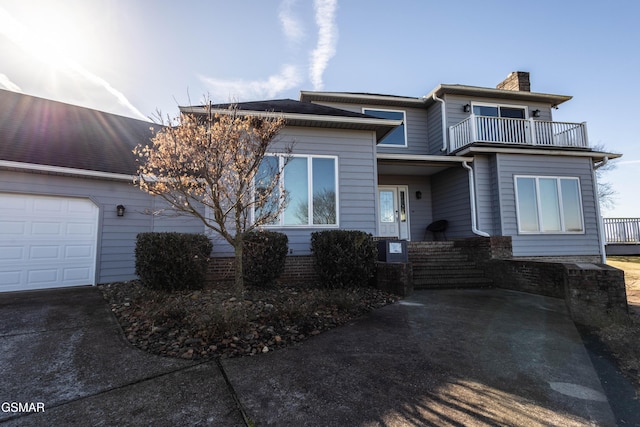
left=0, top=287, right=616, bottom=426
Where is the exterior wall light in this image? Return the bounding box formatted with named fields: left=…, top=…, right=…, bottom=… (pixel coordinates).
left=416, top=191, right=422, bottom=199
left=532, top=109, right=541, bottom=117
left=116, top=204, right=126, bottom=217
left=463, top=104, right=471, bottom=113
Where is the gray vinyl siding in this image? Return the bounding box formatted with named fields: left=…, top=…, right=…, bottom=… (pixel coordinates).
left=309, top=101, right=431, bottom=155
left=473, top=155, right=500, bottom=235
left=496, top=153, right=600, bottom=257
left=426, top=102, right=444, bottom=155
left=430, top=166, right=474, bottom=239
left=208, top=126, right=378, bottom=256
left=0, top=170, right=203, bottom=284
left=443, top=94, right=554, bottom=129
left=378, top=175, right=432, bottom=241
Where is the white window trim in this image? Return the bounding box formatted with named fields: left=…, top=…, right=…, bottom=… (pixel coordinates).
left=514, top=175, right=585, bottom=235
left=362, top=108, right=408, bottom=148
left=260, top=153, right=340, bottom=229
left=471, top=102, right=529, bottom=119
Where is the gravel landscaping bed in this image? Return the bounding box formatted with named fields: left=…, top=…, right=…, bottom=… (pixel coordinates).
left=99, top=281, right=398, bottom=360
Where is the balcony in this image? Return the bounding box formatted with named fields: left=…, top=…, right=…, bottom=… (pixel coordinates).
left=449, top=116, right=589, bottom=152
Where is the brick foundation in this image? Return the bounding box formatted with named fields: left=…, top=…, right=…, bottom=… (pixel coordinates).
left=207, top=255, right=318, bottom=285
left=375, top=262, right=413, bottom=297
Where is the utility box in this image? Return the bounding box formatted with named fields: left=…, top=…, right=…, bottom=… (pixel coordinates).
left=377, top=239, right=408, bottom=263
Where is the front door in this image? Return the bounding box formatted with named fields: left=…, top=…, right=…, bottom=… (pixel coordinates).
left=378, top=186, right=410, bottom=240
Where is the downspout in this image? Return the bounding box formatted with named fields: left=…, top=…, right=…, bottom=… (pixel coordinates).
left=431, top=94, right=448, bottom=152
left=593, top=156, right=609, bottom=264
left=462, top=161, right=490, bottom=237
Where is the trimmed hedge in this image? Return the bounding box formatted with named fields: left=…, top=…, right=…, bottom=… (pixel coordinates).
left=243, top=230, right=288, bottom=287
left=135, top=232, right=213, bottom=292
left=311, top=230, right=376, bottom=288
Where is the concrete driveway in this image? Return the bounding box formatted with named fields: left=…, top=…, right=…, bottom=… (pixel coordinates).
left=0, top=287, right=616, bottom=426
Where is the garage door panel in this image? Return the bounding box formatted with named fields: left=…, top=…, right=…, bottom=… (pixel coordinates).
left=29, top=245, right=61, bottom=260
left=66, top=222, right=95, bottom=236
left=0, top=246, right=24, bottom=261
left=0, top=271, right=21, bottom=286
left=63, top=267, right=92, bottom=282
left=0, top=193, right=98, bottom=292
left=0, top=221, right=25, bottom=234
left=28, top=269, right=59, bottom=284
left=65, top=245, right=93, bottom=259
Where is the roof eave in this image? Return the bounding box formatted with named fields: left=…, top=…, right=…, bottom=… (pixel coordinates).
left=299, top=91, right=426, bottom=108
left=424, top=84, right=573, bottom=107
left=179, top=106, right=402, bottom=141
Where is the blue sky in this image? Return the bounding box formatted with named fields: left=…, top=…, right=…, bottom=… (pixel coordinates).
left=1, top=0, right=639, bottom=217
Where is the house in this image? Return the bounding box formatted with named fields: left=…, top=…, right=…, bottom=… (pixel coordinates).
left=0, top=89, right=203, bottom=292
left=0, top=72, right=621, bottom=292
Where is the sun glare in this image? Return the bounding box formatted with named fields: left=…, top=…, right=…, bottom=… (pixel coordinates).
left=0, top=5, right=89, bottom=70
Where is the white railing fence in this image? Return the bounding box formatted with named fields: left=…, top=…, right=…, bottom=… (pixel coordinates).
left=603, top=218, right=640, bottom=244
left=449, top=116, right=589, bottom=152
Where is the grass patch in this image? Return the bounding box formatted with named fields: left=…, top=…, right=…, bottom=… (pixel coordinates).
left=608, top=256, right=640, bottom=264
left=580, top=308, right=640, bottom=396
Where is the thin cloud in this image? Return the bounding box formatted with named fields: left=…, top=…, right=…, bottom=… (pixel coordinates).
left=200, top=64, right=302, bottom=101
left=616, top=159, right=640, bottom=166
left=0, top=6, right=147, bottom=121
left=309, top=0, right=338, bottom=90
left=279, top=0, right=305, bottom=44
left=0, top=73, right=21, bottom=92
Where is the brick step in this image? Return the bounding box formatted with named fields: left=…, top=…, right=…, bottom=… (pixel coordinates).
left=409, top=256, right=470, bottom=264
left=413, top=269, right=487, bottom=278
left=407, top=246, right=462, bottom=253
left=413, top=277, right=494, bottom=289
left=408, top=242, right=455, bottom=247
left=409, top=252, right=469, bottom=262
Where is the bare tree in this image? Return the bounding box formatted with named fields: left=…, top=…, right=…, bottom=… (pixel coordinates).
left=294, top=189, right=337, bottom=224
left=135, top=103, right=290, bottom=294
left=592, top=144, right=619, bottom=212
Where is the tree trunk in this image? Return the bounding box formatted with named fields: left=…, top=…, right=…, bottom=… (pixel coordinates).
left=233, top=240, right=244, bottom=296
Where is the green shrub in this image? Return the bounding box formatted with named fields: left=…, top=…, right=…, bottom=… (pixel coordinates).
left=311, top=230, right=376, bottom=288
left=135, top=232, right=213, bottom=292
left=243, top=230, right=288, bottom=287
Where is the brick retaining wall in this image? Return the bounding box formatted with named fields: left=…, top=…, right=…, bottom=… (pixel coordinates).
left=208, top=256, right=318, bottom=285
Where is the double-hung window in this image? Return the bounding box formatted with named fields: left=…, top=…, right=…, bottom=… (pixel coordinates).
left=363, top=108, right=407, bottom=147
left=256, top=155, right=338, bottom=227
left=514, top=176, right=584, bottom=233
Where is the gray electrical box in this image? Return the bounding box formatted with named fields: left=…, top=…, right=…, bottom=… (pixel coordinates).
left=377, top=240, right=408, bottom=262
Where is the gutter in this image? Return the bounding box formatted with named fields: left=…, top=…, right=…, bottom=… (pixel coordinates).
left=462, top=161, right=490, bottom=237
left=0, top=160, right=135, bottom=181
left=431, top=94, right=448, bottom=152
left=593, top=157, right=609, bottom=264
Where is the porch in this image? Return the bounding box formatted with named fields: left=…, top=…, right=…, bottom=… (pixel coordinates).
left=449, top=116, right=589, bottom=152
left=604, top=218, right=640, bottom=256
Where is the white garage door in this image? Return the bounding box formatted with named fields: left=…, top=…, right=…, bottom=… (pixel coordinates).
left=0, top=193, right=99, bottom=292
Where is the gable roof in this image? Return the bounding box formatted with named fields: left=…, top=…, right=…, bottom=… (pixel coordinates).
left=301, top=86, right=573, bottom=108
left=179, top=98, right=402, bottom=141
left=0, top=89, right=157, bottom=177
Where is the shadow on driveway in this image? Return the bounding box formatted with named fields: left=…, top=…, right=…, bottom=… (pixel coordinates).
left=0, top=287, right=618, bottom=426
left=222, top=289, right=616, bottom=426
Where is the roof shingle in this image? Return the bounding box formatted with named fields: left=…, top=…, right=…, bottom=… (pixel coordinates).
left=0, top=90, right=158, bottom=175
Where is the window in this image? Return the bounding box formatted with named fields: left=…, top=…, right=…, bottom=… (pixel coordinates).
left=258, top=155, right=338, bottom=227
left=514, top=176, right=584, bottom=233
left=472, top=104, right=526, bottom=119
left=363, top=108, right=407, bottom=147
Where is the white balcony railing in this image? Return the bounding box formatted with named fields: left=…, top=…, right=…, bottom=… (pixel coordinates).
left=449, top=116, right=589, bottom=152
left=604, top=218, right=640, bottom=244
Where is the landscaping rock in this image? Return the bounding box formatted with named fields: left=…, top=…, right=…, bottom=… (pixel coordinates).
left=99, top=281, right=397, bottom=360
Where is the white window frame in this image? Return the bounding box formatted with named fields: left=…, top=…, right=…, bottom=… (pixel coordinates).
left=362, top=108, right=408, bottom=148
left=514, top=175, right=585, bottom=235
left=259, top=154, right=340, bottom=228
left=471, top=102, right=529, bottom=119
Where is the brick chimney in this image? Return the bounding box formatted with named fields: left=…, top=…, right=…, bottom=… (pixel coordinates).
left=496, top=71, right=531, bottom=92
